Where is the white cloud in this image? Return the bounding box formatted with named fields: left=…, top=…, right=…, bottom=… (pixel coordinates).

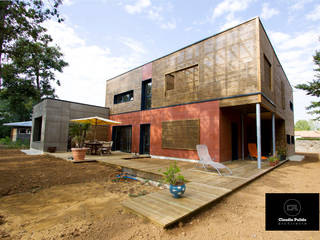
left=212, top=0, right=254, bottom=31
left=160, top=20, right=176, bottom=30
left=120, top=37, right=147, bottom=54
left=290, top=0, right=314, bottom=10
left=219, top=13, right=241, bottom=30
left=306, top=4, right=320, bottom=21
left=269, top=29, right=320, bottom=121
left=147, top=6, right=163, bottom=21
left=125, top=0, right=151, bottom=14
left=62, top=0, right=74, bottom=6
left=271, top=31, right=318, bottom=51
left=261, top=3, right=279, bottom=20
left=212, top=0, right=254, bottom=19
left=122, top=0, right=176, bottom=30
left=44, top=21, right=146, bottom=107
left=269, top=32, right=290, bottom=44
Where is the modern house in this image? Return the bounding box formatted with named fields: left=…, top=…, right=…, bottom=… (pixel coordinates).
left=3, top=121, right=32, bottom=143
left=105, top=17, right=294, bottom=167
left=30, top=98, right=110, bottom=152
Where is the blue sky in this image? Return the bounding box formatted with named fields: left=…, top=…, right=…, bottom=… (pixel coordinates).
left=45, top=0, right=320, bottom=122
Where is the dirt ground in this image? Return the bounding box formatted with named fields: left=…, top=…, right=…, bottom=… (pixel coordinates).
left=0, top=148, right=319, bottom=240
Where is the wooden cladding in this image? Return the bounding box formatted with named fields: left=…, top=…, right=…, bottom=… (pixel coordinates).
left=165, top=64, right=199, bottom=95
left=152, top=19, right=258, bottom=108
left=162, top=119, right=200, bottom=150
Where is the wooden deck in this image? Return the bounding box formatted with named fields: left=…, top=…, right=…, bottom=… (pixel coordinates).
left=48, top=152, right=287, bottom=228
left=118, top=158, right=287, bottom=227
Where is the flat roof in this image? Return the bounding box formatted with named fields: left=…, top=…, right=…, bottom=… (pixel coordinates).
left=39, top=98, right=109, bottom=109
left=3, top=121, right=32, bottom=127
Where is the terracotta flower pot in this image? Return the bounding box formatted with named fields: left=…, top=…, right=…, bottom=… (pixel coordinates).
left=269, top=160, right=279, bottom=166
left=71, top=148, right=88, bottom=161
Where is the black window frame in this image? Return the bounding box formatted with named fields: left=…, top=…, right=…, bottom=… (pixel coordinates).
left=290, top=101, right=294, bottom=111
left=286, top=134, right=290, bottom=144
left=291, top=135, right=295, bottom=145
left=33, top=117, right=42, bottom=142
left=114, top=90, right=134, bottom=104
left=141, top=79, right=152, bottom=110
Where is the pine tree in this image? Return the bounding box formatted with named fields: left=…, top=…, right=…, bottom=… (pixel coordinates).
left=296, top=48, right=320, bottom=120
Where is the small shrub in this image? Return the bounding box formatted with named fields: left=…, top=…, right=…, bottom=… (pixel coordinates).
left=268, top=156, right=279, bottom=163
left=162, top=161, right=186, bottom=186
left=0, top=137, right=29, bottom=149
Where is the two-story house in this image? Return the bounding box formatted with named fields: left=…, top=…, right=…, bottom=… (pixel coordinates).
left=105, top=17, right=294, bottom=168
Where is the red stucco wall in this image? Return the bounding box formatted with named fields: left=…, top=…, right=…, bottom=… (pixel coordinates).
left=110, top=101, right=221, bottom=161
left=142, top=63, right=152, bottom=80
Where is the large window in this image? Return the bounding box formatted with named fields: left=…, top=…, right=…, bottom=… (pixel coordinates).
left=141, top=79, right=152, bottom=110
left=165, top=74, right=174, bottom=91
left=33, top=117, right=42, bottom=141
left=264, top=55, right=271, bottom=89
left=114, top=90, right=133, bottom=104
left=19, top=128, right=31, bottom=134
left=165, top=64, right=199, bottom=93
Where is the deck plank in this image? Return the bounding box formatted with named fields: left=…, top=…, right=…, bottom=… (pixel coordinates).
left=49, top=151, right=287, bottom=228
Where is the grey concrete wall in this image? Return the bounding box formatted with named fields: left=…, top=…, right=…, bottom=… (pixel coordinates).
left=31, top=99, right=110, bottom=152
left=295, top=140, right=320, bottom=153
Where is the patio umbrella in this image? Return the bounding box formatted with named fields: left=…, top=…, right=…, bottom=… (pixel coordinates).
left=70, top=116, right=121, bottom=141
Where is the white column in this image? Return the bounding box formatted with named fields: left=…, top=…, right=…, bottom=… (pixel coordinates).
left=272, top=113, right=276, bottom=156
left=256, top=103, right=261, bottom=169
left=241, top=114, right=244, bottom=160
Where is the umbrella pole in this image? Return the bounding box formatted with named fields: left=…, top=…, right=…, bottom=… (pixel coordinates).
left=94, top=119, right=97, bottom=141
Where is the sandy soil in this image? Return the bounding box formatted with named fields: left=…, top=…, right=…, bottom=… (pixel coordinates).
left=0, top=148, right=319, bottom=239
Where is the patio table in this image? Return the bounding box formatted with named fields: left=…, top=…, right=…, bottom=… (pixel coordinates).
left=85, top=142, right=102, bottom=155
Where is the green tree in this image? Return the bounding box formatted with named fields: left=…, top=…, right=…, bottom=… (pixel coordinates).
left=0, top=0, right=67, bottom=137
left=0, top=0, right=67, bottom=125
left=295, top=120, right=311, bottom=131
left=296, top=47, right=320, bottom=120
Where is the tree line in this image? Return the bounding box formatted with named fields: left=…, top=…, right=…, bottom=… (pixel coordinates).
left=0, top=0, right=67, bottom=137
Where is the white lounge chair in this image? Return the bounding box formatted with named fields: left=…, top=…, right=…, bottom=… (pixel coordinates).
left=196, top=144, right=232, bottom=176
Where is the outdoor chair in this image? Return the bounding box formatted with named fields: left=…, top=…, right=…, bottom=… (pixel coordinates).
left=248, top=143, right=268, bottom=160
left=196, top=144, right=232, bottom=176
left=100, top=141, right=113, bottom=155
left=84, top=140, right=92, bottom=155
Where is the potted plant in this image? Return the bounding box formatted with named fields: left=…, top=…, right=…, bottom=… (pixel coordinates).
left=69, top=123, right=90, bottom=161
left=162, top=162, right=186, bottom=198
left=268, top=156, right=279, bottom=166
left=277, top=148, right=287, bottom=160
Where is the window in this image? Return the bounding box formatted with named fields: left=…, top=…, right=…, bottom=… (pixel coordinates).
left=33, top=117, right=42, bottom=141
left=18, top=128, right=31, bottom=134
left=141, top=79, right=152, bottom=110
left=165, top=73, right=174, bottom=91
left=165, top=64, right=199, bottom=93
left=281, top=81, right=285, bottom=109
left=286, top=134, right=290, bottom=144
left=114, top=90, right=133, bottom=104
left=290, top=101, right=293, bottom=111
left=264, top=55, right=271, bottom=89
left=291, top=136, right=295, bottom=145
